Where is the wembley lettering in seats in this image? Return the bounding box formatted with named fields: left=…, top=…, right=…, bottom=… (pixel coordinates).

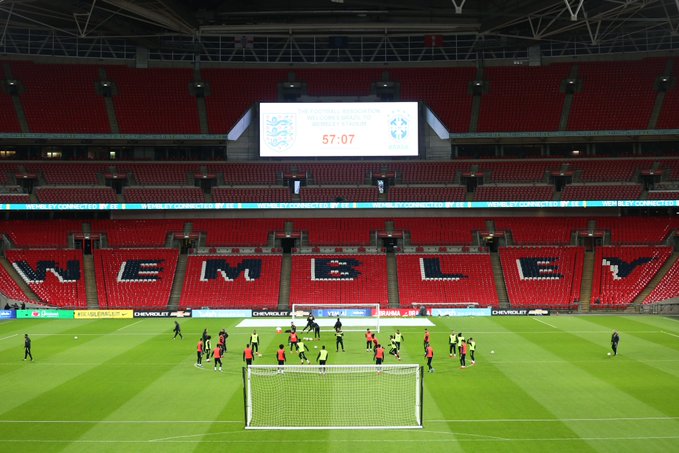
left=118, top=260, right=165, bottom=281
left=200, top=259, right=261, bottom=281
left=311, top=258, right=361, bottom=281
left=516, top=257, right=563, bottom=280
left=13, top=260, right=80, bottom=283
left=602, top=257, right=653, bottom=280
left=420, top=258, right=467, bottom=280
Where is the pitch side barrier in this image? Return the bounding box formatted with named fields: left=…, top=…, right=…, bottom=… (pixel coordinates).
left=1, top=199, right=678, bottom=211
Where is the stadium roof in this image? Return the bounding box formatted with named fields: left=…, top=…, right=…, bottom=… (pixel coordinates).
left=1, top=0, right=678, bottom=53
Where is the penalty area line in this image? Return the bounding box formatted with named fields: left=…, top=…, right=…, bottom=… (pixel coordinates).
left=427, top=416, right=679, bottom=423
left=116, top=320, right=142, bottom=331
left=0, top=420, right=243, bottom=424
left=531, top=317, right=557, bottom=329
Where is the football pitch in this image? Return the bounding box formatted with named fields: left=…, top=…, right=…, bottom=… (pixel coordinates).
left=1, top=315, right=679, bottom=452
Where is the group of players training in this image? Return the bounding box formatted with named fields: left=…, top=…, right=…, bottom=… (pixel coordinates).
left=184, top=314, right=479, bottom=373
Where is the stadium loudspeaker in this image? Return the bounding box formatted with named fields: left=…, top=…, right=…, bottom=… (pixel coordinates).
left=136, top=46, right=149, bottom=68
left=528, top=45, right=541, bottom=66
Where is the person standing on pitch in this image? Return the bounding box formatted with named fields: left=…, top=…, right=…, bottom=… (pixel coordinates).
left=423, top=329, right=431, bottom=353
left=334, top=317, right=342, bottom=331
left=335, top=327, right=345, bottom=352
left=374, top=343, right=385, bottom=373
left=611, top=330, right=620, bottom=356
left=172, top=320, right=183, bottom=339
left=456, top=332, right=466, bottom=356
left=212, top=343, right=223, bottom=372
left=204, top=335, right=212, bottom=362
left=459, top=339, right=468, bottom=368
left=289, top=329, right=299, bottom=352
left=467, top=337, right=477, bottom=365
left=394, top=329, right=404, bottom=353
left=195, top=337, right=204, bottom=368
left=365, top=329, right=374, bottom=352
left=243, top=343, right=255, bottom=366
left=23, top=334, right=33, bottom=361
left=449, top=330, right=457, bottom=357
left=425, top=343, right=434, bottom=373
left=219, top=329, right=229, bottom=353
left=276, top=344, right=286, bottom=373
left=316, top=345, right=329, bottom=374
left=250, top=330, right=260, bottom=355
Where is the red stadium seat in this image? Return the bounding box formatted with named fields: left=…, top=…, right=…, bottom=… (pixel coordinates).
left=397, top=253, right=499, bottom=307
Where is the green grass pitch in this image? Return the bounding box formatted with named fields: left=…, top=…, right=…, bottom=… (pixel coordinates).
left=1, top=315, right=679, bottom=452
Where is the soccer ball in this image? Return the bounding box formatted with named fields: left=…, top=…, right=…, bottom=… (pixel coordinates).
left=607, top=352, right=611, bottom=356
left=490, top=350, right=495, bottom=354
left=74, top=336, right=78, bottom=340
left=314, top=345, right=318, bottom=349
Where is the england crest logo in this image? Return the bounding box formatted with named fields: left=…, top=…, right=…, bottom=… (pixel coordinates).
left=264, top=114, right=296, bottom=152
left=389, top=110, right=410, bottom=142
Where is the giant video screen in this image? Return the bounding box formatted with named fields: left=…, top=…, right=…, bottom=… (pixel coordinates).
left=259, top=102, right=419, bottom=157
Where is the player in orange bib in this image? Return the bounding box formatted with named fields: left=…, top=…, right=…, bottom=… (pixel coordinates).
left=365, top=329, right=374, bottom=352
left=212, top=344, right=223, bottom=372
left=276, top=344, right=286, bottom=374
left=243, top=344, right=255, bottom=366
left=425, top=344, right=434, bottom=373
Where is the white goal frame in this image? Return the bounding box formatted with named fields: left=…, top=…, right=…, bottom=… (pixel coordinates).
left=291, top=303, right=381, bottom=332
left=243, top=364, right=423, bottom=430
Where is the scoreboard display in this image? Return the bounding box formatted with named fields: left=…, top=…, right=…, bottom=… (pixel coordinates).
left=259, top=102, right=420, bottom=158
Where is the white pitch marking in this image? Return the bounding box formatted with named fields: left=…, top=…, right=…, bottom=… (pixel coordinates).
left=0, top=420, right=243, bottom=424
left=1, top=416, right=677, bottom=425
left=0, top=334, right=18, bottom=341
left=531, top=317, right=557, bottom=328
left=3, top=436, right=679, bottom=444
left=116, top=320, right=142, bottom=331
left=427, top=416, right=679, bottom=423
left=149, top=430, right=236, bottom=442
left=661, top=330, right=679, bottom=339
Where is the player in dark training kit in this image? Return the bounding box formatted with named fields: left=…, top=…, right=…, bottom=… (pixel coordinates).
left=172, top=321, right=183, bottom=339
left=302, top=314, right=315, bottom=333
left=335, top=328, right=345, bottom=352
left=611, top=330, right=620, bottom=356
left=23, top=334, right=33, bottom=361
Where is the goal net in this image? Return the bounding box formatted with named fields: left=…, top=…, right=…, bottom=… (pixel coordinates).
left=291, top=303, right=380, bottom=332
left=243, top=364, right=423, bottom=430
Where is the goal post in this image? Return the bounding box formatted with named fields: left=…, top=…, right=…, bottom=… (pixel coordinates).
left=243, top=364, right=423, bottom=430
left=291, top=303, right=380, bottom=332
